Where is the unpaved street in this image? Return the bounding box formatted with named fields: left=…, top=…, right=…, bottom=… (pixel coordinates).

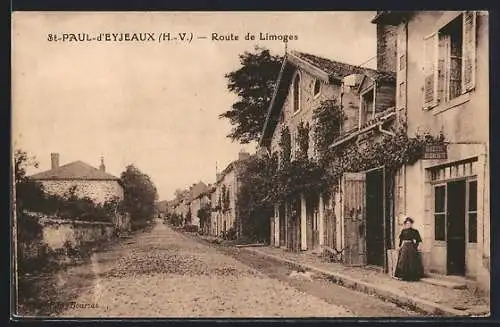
left=51, top=221, right=419, bottom=317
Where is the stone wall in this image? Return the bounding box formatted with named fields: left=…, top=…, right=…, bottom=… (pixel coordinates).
left=40, top=180, right=124, bottom=204
left=376, top=24, right=397, bottom=72
left=17, top=212, right=122, bottom=270
left=39, top=216, right=114, bottom=250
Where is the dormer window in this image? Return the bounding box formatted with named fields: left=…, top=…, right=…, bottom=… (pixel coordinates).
left=293, top=72, right=301, bottom=113
left=313, top=79, right=321, bottom=97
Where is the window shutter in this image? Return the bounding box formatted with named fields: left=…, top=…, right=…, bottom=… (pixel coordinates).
left=423, top=33, right=438, bottom=109
left=462, top=11, right=477, bottom=92
left=396, top=23, right=407, bottom=110
left=437, top=34, right=448, bottom=103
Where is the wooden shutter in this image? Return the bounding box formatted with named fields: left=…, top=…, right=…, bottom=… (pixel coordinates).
left=438, top=34, right=448, bottom=103
left=423, top=33, right=438, bottom=109
left=462, top=11, right=477, bottom=92
left=396, top=23, right=407, bottom=110
left=341, top=173, right=366, bottom=266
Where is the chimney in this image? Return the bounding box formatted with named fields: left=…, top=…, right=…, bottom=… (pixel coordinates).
left=238, top=151, right=250, bottom=161
left=51, top=153, right=59, bottom=170
left=99, top=156, right=106, bottom=172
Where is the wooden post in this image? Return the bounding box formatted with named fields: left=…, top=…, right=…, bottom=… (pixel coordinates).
left=301, top=193, right=307, bottom=250
left=319, top=194, right=325, bottom=247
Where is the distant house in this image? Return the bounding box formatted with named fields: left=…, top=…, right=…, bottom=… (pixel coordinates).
left=29, top=153, right=124, bottom=204
left=187, top=181, right=209, bottom=227
left=212, top=151, right=251, bottom=238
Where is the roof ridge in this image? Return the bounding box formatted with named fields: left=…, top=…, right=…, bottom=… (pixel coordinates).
left=291, top=50, right=379, bottom=74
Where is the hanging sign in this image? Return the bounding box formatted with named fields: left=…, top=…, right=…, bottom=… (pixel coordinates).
left=423, top=144, right=447, bottom=159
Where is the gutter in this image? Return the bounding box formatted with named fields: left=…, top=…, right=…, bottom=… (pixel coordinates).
left=259, top=56, right=288, bottom=147
left=329, top=109, right=396, bottom=149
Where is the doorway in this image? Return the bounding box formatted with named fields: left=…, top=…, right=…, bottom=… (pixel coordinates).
left=365, top=168, right=385, bottom=267
left=447, top=180, right=466, bottom=275
left=279, top=204, right=286, bottom=247
left=306, top=194, right=319, bottom=250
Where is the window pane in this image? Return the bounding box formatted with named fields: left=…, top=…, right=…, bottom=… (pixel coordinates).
left=469, top=180, right=477, bottom=211
left=293, top=75, right=300, bottom=112
left=434, top=186, right=446, bottom=213
left=468, top=213, right=477, bottom=243
left=435, top=214, right=446, bottom=241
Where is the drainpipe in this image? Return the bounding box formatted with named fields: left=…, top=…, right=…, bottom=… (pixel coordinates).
left=379, top=125, right=396, bottom=136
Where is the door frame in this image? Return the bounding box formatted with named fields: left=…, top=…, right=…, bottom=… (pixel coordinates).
left=432, top=176, right=476, bottom=276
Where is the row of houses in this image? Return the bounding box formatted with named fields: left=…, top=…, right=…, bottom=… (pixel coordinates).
left=162, top=151, right=251, bottom=238
left=163, top=11, right=489, bottom=294
left=259, top=11, right=489, bottom=294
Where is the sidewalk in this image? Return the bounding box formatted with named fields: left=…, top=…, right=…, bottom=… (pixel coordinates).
left=244, top=246, right=490, bottom=317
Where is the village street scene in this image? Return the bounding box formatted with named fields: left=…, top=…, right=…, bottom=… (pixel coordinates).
left=12, top=11, right=490, bottom=318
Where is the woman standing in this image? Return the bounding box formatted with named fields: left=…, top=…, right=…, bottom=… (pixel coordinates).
left=394, top=217, right=424, bottom=281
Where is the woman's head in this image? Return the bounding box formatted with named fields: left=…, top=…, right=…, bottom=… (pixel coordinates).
left=403, top=217, right=414, bottom=228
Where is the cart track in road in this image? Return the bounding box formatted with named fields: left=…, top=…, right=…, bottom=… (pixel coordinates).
left=191, top=236, right=425, bottom=318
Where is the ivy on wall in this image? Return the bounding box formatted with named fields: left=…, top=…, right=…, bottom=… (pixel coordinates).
left=296, top=121, right=310, bottom=161
left=279, top=125, right=291, bottom=166
left=312, top=100, right=347, bottom=164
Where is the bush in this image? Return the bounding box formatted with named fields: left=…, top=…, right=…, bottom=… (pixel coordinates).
left=221, top=227, right=237, bottom=241
left=183, top=224, right=199, bottom=233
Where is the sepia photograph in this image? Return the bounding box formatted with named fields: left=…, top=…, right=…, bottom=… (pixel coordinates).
left=11, top=10, right=490, bottom=318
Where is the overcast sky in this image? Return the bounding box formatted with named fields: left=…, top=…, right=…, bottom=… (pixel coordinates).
left=12, top=11, right=377, bottom=200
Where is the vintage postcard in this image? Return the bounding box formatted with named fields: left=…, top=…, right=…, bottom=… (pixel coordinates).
left=11, top=11, right=490, bottom=318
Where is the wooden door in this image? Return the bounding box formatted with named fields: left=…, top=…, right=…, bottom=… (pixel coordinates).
left=447, top=180, right=466, bottom=275
left=342, top=173, right=367, bottom=266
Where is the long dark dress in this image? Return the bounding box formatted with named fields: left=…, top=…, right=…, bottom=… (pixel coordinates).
left=394, top=227, right=424, bottom=281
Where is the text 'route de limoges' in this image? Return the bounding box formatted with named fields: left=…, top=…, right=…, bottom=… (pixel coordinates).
left=46, top=32, right=298, bottom=43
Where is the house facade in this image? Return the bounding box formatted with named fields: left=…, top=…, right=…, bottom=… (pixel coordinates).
left=210, top=151, right=250, bottom=237
left=29, top=153, right=124, bottom=204
left=373, top=11, right=490, bottom=293
left=260, top=50, right=395, bottom=256
left=190, top=188, right=211, bottom=231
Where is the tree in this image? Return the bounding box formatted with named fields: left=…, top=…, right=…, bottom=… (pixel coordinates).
left=220, top=46, right=283, bottom=144
left=120, top=164, right=158, bottom=229
left=14, top=149, right=45, bottom=213
left=237, top=154, right=278, bottom=242
left=197, top=203, right=211, bottom=234
left=14, top=149, right=39, bottom=184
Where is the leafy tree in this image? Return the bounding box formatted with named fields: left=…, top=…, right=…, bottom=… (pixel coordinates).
left=14, top=150, right=44, bottom=212
left=14, top=149, right=39, bottom=184
left=220, top=46, right=283, bottom=144
left=237, top=154, right=278, bottom=242
left=120, top=164, right=158, bottom=229
left=197, top=203, right=211, bottom=234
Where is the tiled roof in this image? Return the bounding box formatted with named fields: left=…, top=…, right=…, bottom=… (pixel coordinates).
left=29, top=160, right=119, bottom=181
left=292, top=51, right=378, bottom=80
left=189, top=182, right=209, bottom=201
left=259, top=50, right=393, bottom=147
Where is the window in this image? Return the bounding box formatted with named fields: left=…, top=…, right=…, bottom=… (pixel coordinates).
left=293, top=73, right=301, bottom=113
left=313, top=79, right=321, bottom=97
left=468, top=180, right=477, bottom=243
left=399, top=54, right=407, bottom=71
left=434, top=185, right=446, bottom=241
left=360, top=88, right=374, bottom=126
left=399, top=82, right=406, bottom=102
left=423, top=11, right=477, bottom=109
left=440, top=16, right=463, bottom=101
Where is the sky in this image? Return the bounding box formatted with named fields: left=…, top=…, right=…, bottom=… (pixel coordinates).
left=12, top=11, right=377, bottom=201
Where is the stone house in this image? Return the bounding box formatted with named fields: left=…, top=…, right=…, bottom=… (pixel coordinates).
left=373, top=11, right=490, bottom=293
left=260, top=50, right=394, bottom=254
left=211, top=151, right=250, bottom=238
left=29, top=153, right=123, bottom=204
left=188, top=182, right=210, bottom=228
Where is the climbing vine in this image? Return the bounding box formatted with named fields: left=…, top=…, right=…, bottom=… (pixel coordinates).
left=312, top=99, right=347, bottom=164
left=279, top=125, right=291, bottom=166
left=296, top=121, right=310, bottom=161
